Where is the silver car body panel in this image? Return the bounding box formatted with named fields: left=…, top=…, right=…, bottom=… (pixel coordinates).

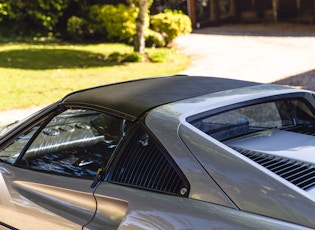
left=0, top=164, right=95, bottom=229
left=180, top=126, right=315, bottom=228
left=89, top=183, right=310, bottom=230
left=144, top=102, right=236, bottom=207
left=145, top=84, right=315, bottom=228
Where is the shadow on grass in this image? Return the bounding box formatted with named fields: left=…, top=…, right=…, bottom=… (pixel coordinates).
left=272, top=69, right=315, bottom=91
left=0, top=48, right=117, bottom=70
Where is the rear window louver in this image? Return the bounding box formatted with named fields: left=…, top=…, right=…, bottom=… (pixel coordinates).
left=109, top=129, right=189, bottom=196
left=231, top=146, right=315, bottom=190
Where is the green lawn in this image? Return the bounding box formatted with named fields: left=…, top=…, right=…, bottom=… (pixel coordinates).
left=0, top=43, right=190, bottom=111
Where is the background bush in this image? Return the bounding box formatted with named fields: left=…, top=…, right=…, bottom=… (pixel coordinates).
left=122, top=52, right=144, bottom=62
left=86, top=4, right=147, bottom=44
left=145, top=29, right=165, bottom=47
left=66, top=16, right=85, bottom=39
left=150, top=9, right=192, bottom=45
left=0, top=0, right=70, bottom=36
left=0, top=2, right=192, bottom=47
left=72, top=5, right=192, bottom=47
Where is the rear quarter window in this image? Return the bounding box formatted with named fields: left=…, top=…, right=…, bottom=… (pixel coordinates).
left=190, top=99, right=315, bottom=141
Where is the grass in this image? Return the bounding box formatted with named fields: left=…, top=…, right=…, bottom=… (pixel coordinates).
left=0, top=42, right=190, bottom=111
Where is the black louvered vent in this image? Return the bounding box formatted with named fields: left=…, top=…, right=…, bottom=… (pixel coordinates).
left=282, top=125, right=315, bottom=136
left=231, top=146, right=315, bottom=190
left=110, top=129, right=189, bottom=196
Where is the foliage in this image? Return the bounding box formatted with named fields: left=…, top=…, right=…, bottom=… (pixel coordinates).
left=86, top=4, right=147, bottom=44
left=106, top=52, right=124, bottom=63
left=66, top=15, right=88, bottom=40
left=0, top=3, right=10, bottom=22
left=147, top=51, right=169, bottom=63
left=145, top=29, right=165, bottom=47
left=0, top=2, right=193, bottom=45
left=0, top=0, right=70, bottom=36
left=122, top=52, right=145, bottom=62
left=67, top=16, right=83, bottom=35
left=105, top=52, right=144, bottom=63
left=150, top=9, right=192, bottom=45
left=127, top=0, right=154, bottom=8
left=101, top=48, right=184, bottom=63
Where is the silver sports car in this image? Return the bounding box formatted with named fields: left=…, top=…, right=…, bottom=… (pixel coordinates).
left=1, top=75, right=315, bottom=229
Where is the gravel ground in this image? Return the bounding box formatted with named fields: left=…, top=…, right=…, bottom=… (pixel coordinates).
left=1, top=23, right=315, bottom=125
left=175, top=23, right=315, bottom=88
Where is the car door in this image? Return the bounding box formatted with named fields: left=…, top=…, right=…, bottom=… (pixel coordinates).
left=0, top=106, right=128, bottom=229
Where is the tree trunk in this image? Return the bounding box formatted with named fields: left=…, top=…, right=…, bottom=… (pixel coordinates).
left=134, top=0, right=147, bottom=55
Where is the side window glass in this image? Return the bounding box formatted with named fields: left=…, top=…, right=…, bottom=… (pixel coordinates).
left=109, top=127, right=189, bottom=196
left=15, top=109, right=129, bottom=179
left=0, top=124, right=42, bottom=164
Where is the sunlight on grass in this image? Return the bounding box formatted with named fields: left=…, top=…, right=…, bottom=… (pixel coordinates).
left=0, top=43, right=190, bottom=111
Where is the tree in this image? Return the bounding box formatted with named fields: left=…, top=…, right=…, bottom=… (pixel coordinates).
left=134, top=0, right=147, bottom=55
left=132, top=0, right=153, bottom=55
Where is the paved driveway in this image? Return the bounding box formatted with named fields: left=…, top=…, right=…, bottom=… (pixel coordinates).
left=174, top=23, right=315, bottom=89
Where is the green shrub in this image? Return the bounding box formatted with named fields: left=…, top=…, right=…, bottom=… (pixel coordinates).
left=147, top=48, right=174, bottom=63
left=148, top=52, right=167, bottom=63
left=67, top=16, right=84, bottom=37
left=105, top=51, right=145, bottom=63
left=105, top=48, right=178, bottom=64
left=0, top=3, right=10, bottom=23
left=87, top=4, right=149, bottom=44
left=106, top=52, right=124, bottom=63
left=145, top=29, right=165, bottom=47
left=0, top=0, right=69, bottom=36
left=150, top=9, right=192, bottom=45
left=122, top=52, right=144, bottom=62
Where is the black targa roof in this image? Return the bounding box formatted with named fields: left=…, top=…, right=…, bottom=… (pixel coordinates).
left=62, top=75, right=260, bottom=121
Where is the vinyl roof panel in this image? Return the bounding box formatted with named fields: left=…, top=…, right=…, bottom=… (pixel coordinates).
left=61, top=75, right=260, bottom=120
